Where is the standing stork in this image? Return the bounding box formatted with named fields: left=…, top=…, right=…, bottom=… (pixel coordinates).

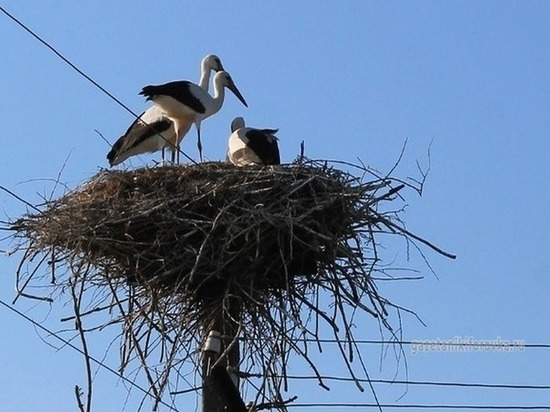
left=107, top=55, right=225, bottom=166
left=140, top=70, right=248, bottom=162
left=227, top=117, right=281, bottom=166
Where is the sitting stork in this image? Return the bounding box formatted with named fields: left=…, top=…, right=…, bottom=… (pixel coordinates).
left=227, top=117, right=280, bottom=166
left=140, top=71, right=247, bottom=162
left=107, top=55, right=225, bottom=166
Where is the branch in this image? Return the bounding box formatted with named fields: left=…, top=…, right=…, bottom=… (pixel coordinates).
left=0, top=184, right=41, bottom=212
left=381, top=217, right=457, bottom=259
left=74, top=385, right=85, bottom=412
left=70, top=270, right=93, bottom=412
left=250, top=395, right=298, bottom=411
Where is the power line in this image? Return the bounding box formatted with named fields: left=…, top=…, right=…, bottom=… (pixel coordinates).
left=11, top=296, right=546, bottom=411
left=288, top=404, right=550, bottom=410
left=3, top=295, right=547, bottom=399
left=0, top=6, right=135, bottom=118
left=6, top=300, right=547, bottom=406
left=4, top=299, right=550, bottom=411
left=236, top=337, right=547, bottom=349
left=0, top=298, right=197, bottom=411
left=280, top=375, right=550, bottom=390
left=4, top=294, right=547, bottom=395
left=318, top=339, right=540, bottom=348
left=0, top=5, right=195, bottom=164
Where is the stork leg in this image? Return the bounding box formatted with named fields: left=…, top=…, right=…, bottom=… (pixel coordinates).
left=171, top=147, right=176, bottom=164
left=197, top=125, right=203, bottom=162
left=173, top=121, right=181, bottom=164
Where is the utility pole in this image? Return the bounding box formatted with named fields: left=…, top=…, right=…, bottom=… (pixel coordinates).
left=201, top=301, right=246, bottom=412
left=202, top=327, right=223, bottom=412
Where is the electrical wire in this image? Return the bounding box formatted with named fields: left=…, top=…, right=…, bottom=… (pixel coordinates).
left=287, top=404, right=550, bottom=410
left=3, top=289, right=548, bottom=395
left=0, top=6, right=134, bottom=118
left=0, top=298, right=199, bottom=411
left=279, top=375, right=550, bottom=390
left=310, top=339, right=541, bottom=348
left=5, top=294, right=548, bottom=409
left=3, top=293, right=547, bottom=398
left=4, top=288, right=550, bottom=411
left=234, top=336, right=547, bottom=349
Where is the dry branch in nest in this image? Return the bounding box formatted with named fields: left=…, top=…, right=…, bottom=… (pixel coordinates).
left=8, top=159, right=454, bottom=409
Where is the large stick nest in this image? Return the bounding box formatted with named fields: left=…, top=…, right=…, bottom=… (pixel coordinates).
left=8, top=159, right=452, bottom=408
left=12, top=161, right=393, bottom=299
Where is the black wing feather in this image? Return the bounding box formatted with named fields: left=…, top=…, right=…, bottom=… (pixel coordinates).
left=140, top=81, right=206, bottom=114
left=107, top=114, right=173, bottom=164
left=129, top=118, right=172, bottom=148
left=246, top=129, right=281, bottom=165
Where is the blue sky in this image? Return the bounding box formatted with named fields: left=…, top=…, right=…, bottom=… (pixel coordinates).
left=1, top=1, right=550, bottom=411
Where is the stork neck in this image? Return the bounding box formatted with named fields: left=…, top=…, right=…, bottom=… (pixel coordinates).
left=206, top=84, right=226, bottom=117
left=198, top=62, right=211, bottom=91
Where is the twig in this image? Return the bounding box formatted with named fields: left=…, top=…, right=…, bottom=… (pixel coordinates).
left=0, top=184, right=41, bottom=212
left=70, top=268, right=93, bottom=412
left=251, top=395, right=298, bottom=411
left=75, top=385, right=86, bottom=412
left=381, top=217, right=457, bottom=259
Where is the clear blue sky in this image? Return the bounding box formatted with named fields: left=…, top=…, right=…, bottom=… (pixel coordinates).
left=1, top=1, right=550, bottom=411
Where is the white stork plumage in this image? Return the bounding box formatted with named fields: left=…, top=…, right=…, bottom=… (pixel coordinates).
left=227, top=117, right=281, bottom=166
left=107, top=55, right=225, bottom=166
left=140, top=70, right=248, bottom=162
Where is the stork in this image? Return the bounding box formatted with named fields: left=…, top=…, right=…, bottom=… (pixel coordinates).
left=107, top=54, right=225, bottom=166
left=227, top=117, right=280, bottom=166
left=140, top=70, right=248, bottom=162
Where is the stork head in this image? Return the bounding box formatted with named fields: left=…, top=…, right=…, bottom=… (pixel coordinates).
left=214, top=71, right=248, bottom=107
left=230, top=117, right=245, bottom=132
left=202, top=54, right=225, bottom=72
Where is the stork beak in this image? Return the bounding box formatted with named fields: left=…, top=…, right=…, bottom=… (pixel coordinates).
left=228, top=82, right=248, bottom=107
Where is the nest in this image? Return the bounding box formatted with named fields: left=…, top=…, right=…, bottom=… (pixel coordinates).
left=8, top=159, right=453, bottom=409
